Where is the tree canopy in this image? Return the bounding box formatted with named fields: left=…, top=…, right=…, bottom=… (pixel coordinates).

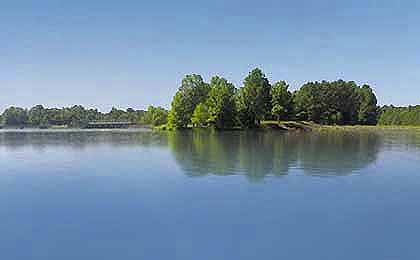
left=2, top=107, right=28, bottom=126
left=358, top=85, right=378, bottom=125
left=378, top=106, right=420, bottom=126
left=206, top=76, right=237, bottom=128
left=1, top=105, right=168, bottom=128
left=236, top=68, right=272, bottom=128
left=191, top=103, right=210, bottom=127
left=1, top=68, right=390, bottom=129
left=169, top=74, right=210, bottom=129
left=140, top=106, right=169, bottom=126
left=294, top=80, right=378, bottom=125
left=270, top=81, right=293, bottom=121
left=166, top=69, right=383, bottom=129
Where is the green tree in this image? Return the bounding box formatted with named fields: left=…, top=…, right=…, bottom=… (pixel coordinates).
left=126, top=108, right=141, bottom=123
left=378, top=105, right=420, bottom=126
left=28, top=105, right=48, bottom=126
left=142, top=106, right=168, bottom=126
left=270, top=81, right=293, bottom=121
left=169, top=74, right=210, bottom=128
left=294, top=80, right=378, bottom=125
left=66, top=105, right=89, bottom=127
left=271, top=104, right=286, bottom=121
left=330, top=80, right=360, bottom=124
left=191, top=103, right=210, bottom=127
left=168, top=92, right=191, bottom=128
left=358, top=84, right=378, bottom=125
left=106, top=107, right=127, bottom=121
left=206, top=76, right=237, bottom=128
left=236, top=68, right=271, bottom=128
left=2, top=107, right=28, bottom=126
left=45, top=108, right=66, bottom=125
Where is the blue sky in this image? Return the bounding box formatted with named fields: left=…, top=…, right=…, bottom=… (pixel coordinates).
left=1, top=0, right=419, bottom=111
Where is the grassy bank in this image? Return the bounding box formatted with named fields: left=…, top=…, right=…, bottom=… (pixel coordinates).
left=260, top=121, right=315, bottom=131
left=154, top=121, right=316, bottom=132
left=155, top=121, right=420, bottom=132
left=315, top=124, right=420, bottom=134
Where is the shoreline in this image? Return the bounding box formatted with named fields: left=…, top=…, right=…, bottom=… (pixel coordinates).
left=0, top=128, right=153, bottom=133
left=1, top=123, right=420, bottom=133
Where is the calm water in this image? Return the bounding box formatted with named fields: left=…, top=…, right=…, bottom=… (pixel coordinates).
left=1, top=129, right=420, bottom=259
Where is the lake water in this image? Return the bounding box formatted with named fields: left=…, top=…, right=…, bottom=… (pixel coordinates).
left=1, top=129, right=420, bottom=259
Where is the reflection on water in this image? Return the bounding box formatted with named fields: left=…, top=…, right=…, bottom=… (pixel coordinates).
left=1, top=129, right=382, bottom=179
left=167, top=130, right=381, bottom=179
left=0, top=130, right=167, bottom=150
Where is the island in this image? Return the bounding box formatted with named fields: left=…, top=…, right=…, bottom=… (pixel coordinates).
left=1, top=68, right=419, bottom=130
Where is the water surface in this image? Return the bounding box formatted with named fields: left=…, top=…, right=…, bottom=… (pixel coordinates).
left=1, top=129, right=420, bottom=259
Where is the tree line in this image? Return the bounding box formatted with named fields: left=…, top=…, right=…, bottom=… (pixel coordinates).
left=3, top=68, right=418, bottom=129
left=0, top=105, right=168, bottom=128
left=168, top=68, right=379, bottom=129
left=378, top=106, right=420, bottom=126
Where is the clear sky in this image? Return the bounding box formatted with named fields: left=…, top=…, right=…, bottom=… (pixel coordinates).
left=1, top=0, right=419, bottom=111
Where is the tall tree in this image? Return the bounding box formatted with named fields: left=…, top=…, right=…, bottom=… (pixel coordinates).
left=358, top=84, right=378, bottom=125
left=28, top=105, right=47, bottom=126
left=67, top=105, right=89, bottom=127
left=2, top=107, right=28, bottom=126
left=206, top=76, right=237, bottom=128
left=270, top=81, right=293, bottom=121
left=236, top=68, right=271, bottom=128
left=169, top=74, right=210, bottom=128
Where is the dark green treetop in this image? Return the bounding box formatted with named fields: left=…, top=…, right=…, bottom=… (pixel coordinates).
left=2, top=106, right=28, bottom=126
left=236, top=68, right=271, bottom=128
left=169, top=74, right=210, bottom=128
left=270, top=81, right=293, bottom=121
left=358, top=84, right=378, bottom=125
left=206, top=76, right=237, bottom=129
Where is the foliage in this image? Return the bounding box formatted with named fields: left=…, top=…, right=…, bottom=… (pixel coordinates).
left=28, top=105, right=48, bottom=126
left=271, top=104, right=286, bottom=121
left=168, top=92, right=192, bottom=129
left=169, top=74, right=210, bottom=128
left=358, top=85, right=378, bottom=125
left=236, top=68, right=271, bottom=128
left=293, top=80, right=377, bottom=125
left=378, top=106, right=420, bottom=126
left=270, top=81, right=293, bottom=121
left=141, top=106, right=168, bottom=126
left=191, top=103, right=210, bottom=127
left=2, top=107, right=28, bottom=126
left=206, top=76, right=237, bottom=128
left=1, top=105, right=164, bottom=128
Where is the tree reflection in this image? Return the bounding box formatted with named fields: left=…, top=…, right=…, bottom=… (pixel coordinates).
left=168, top=130, right=382, bottom=179
left=0, top=129, right=384, bottom=179
left=295, top=132, right=380, bottom=176
left=0, top=130, right=168, bottom=151
left=167, top=130, right=240, bottom=177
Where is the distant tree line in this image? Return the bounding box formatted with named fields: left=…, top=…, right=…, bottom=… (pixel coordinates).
left=294, top=80, right=378, bottom=125
left=378, top=106, right=420, bottom=126
left=0, top=105, right=168, bottom=128
left=168, top=68, right=379, bottom=129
